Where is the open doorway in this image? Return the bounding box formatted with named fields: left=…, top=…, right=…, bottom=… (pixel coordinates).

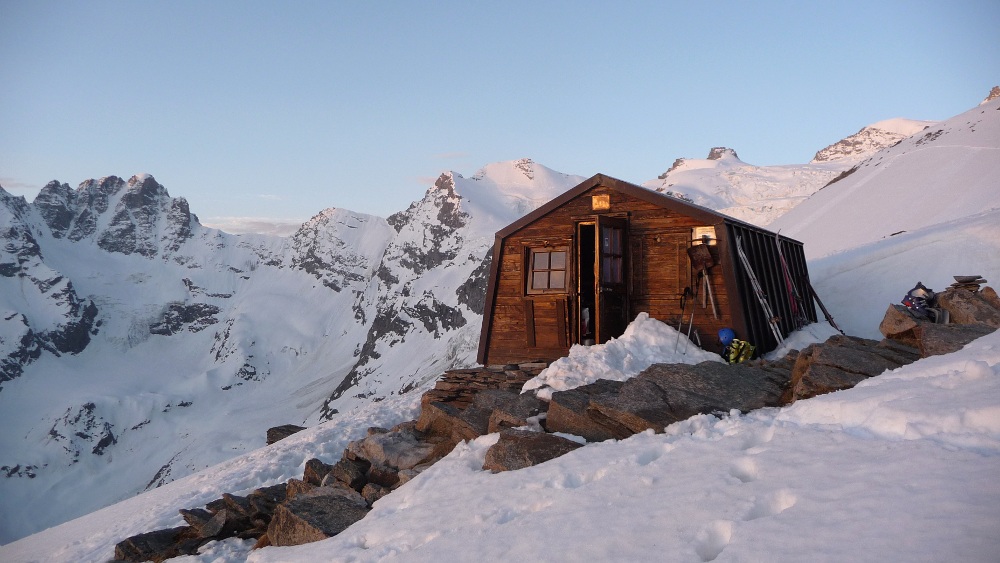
left=577, top=217, right=629, bottom=345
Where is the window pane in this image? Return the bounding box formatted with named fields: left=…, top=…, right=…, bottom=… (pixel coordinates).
left=550, top=251, right=566, bottom=270
left=612, top=257, right=623, bottom=283
left=602, top=258, right=611, bottom=283
left=550, top=271, right=565, bottom=288
left=532, top=271, right=549, bottom=289
left=533, top=252, right=549, bottom=270
left=611, top=229, right=622, bottom=254
left=602, top=231, right=611, bottom=253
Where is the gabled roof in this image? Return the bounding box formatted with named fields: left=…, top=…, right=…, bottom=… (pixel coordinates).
left=496, top=173, right=737, bottom=239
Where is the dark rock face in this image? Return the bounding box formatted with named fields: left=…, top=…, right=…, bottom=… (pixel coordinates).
left=148, top=302, right=221, bottom=336
left=456, top=249, right=492, bottom=315
left=266, top=424, right=307, bottom=445
left=266, top=487, right=370, bottom=547
left=33, top=174, right=196, bottom=257
left=483, top=429, right=583, bottom=472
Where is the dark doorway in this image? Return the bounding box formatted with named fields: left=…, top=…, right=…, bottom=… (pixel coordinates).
left=577, top=218, right=629, bottom=345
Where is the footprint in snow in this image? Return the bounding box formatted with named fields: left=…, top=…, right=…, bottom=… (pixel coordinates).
left=694, top=519, right=733, bottom=562
left=729, top=456, right=759, bottom=483
left=745, top=489, right=797, bottom=521
left=741, top=425, right=775, bottom=452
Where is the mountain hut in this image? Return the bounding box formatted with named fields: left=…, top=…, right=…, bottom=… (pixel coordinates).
left=476, top=173, right=817, bottom=366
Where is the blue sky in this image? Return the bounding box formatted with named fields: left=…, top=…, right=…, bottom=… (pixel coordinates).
left=2, top=1, right=998, bottom=227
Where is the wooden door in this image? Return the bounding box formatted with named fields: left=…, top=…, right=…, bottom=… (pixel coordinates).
left=596, top=216, right=629, bottom=343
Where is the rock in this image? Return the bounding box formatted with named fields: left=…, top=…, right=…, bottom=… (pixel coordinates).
left=220, top=493, right=254, bottom=518
left=482, top=429, right=583, bottom=472
left=247, top=483, right=288, bottom=520
left=487, top=391, right=545, bottom=434
left=286, top=478, right=316, bottom=500
left=787, top=335, right=917, bottom=401
left=200, top=508, right=252, bottom=540
left=546, top=360, right=790, bottom=441
left=113, top=526, right=201, bottom=562
left=361, top=482, right=391, bottom=506
left=346, top=425, right=436, bottom=470
left=879, top=304, right=920, bottom=344
left=178, top=508, right=215, bottom=536
left=266, top=487, right=370, bottom=547
left=326, top=457, right=370, bottom=492
left=913, top=322, right=996, bottom=358
left=266, top=424, right=307, bottom=445
left=545, top=379, right=625, bottom=442
left=303, top=458, right=334, bottom=486
left=365, top=462, right=401, bottom=489
left=936, top=287, right=1000, bottom=327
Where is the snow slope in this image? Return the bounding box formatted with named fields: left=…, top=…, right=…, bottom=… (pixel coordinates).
left=2, top=324, right=996, bottom=562
left=771, top=97, right=1000, bottom=259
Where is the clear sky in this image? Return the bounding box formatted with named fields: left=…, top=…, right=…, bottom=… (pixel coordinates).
left=2, top=1, right=998, bottom=229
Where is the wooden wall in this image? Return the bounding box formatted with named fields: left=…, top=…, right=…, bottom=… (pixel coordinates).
left=482, top=185, right=736, bottom=366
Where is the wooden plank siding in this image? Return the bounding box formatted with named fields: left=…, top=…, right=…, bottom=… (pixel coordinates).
left=477, top=174, right=815, bottom=366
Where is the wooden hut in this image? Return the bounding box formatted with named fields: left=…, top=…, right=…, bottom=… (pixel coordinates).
left=477, top=173, right=817, bottom=366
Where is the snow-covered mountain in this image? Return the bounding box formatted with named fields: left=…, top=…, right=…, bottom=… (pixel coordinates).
left=0, top=161, right=581, bottom=542
left=2, top=90, right=997, bottom=548
left=641, top=117, right=935, bottom=225
left=2, top=89, right=999, bottom=561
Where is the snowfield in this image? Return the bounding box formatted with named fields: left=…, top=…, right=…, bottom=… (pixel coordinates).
left=3, top=323, right=997, bottom=562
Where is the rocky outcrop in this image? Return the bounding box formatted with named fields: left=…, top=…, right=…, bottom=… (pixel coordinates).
left=267, top=487, right=369, bottom=547
left=879, top=286, right=1000, bottom=358
left=266, top=424, right=306, bottom=445
left=482, top=429, right=583, bottom=472
left=149, top=303, right=221, bottom=335
left=545, top=360, right=791, bottom=441
left=784, top=336, right=919, bottom=403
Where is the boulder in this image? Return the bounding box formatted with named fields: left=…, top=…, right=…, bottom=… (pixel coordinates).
left=247, top=483, right=288, bottom=520
left=913, top=322, right=996, bottom=357
left=199, top=508, right=252, bottom=540
left=787, top=335, right=922, bottom=401
left=482, top=429, right=583, bottom=472
left=327, top=457, right=370, bottom=492
left=113, top=526, right=200, bottom=562
left=487, top=391, right=545, bottom=434
left=346, top=424, right=436, bottom=470
left=303, top=458, right=334, bottom=486
left=178, top=508, right=215, bottom=536
left=366, top=462, right=401, bottom=489
left=286, top=478, right=316, bottom=500
left=879, top=304, right=920, bottom=345
left=266, top=487, right=370, bottom=547
left=546, top=361, right=789, bottom=441
left=361, top=482, right=391, bottom=506
left=545, top=379, right=625, bottom=442
left=266, top=424, right=307, bottom=445
left=936, top=287, right=1000, bottom=327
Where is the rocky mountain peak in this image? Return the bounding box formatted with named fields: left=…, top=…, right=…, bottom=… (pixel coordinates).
left=982, top=85, right=1000, bottom=105
left=707, top=147, right=739, bottom=160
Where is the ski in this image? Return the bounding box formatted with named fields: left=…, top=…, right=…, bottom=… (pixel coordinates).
left=806, top=280, right=845, bottom=335
left=774, top=231, right=809, bottom=330
left=735, top=235, right=784, bottom=345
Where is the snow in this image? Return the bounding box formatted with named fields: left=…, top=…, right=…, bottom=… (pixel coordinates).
left=868, top=117, right=938, bottom=136
left=6, top=324, right=995, bottom=562
left=522, top=313, right=724, bottom=400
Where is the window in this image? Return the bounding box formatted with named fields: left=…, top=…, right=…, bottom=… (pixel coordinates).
left=528, top=248, right=567, bottom=293
left=600, top=226, right=623, bottom=284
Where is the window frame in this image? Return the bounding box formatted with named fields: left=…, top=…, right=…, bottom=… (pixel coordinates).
left=526, top=246, right=569, bottom=295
